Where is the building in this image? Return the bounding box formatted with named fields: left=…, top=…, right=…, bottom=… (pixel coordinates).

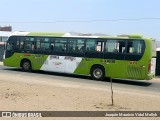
left=0, top=31, right=12, bottom=61
left=0, top=26, right=12, bottom=32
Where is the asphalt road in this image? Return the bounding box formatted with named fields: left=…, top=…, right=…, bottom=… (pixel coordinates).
left=0, top=65, right=160, bottom=94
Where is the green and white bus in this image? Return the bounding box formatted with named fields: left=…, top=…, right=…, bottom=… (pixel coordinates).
left=3, top=32, right=154, bottom=80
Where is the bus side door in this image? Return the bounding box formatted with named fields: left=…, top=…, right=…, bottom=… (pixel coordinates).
left=67, top=38, right=86, bottom=74
left=104, top=39, right=126, bottom=78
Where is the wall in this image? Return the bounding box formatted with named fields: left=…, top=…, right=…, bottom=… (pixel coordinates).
left=156, top=51, right=160, bottom=76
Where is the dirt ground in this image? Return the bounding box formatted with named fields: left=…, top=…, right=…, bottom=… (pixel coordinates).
left=0, top=71, right=160, bottom=120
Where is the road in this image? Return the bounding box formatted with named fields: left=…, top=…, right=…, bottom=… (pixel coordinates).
left=0, top=65, right=160, bottom=119
left=0, top=65, right=160, bottom=94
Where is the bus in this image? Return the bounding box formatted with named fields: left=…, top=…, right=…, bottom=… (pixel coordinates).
left=3, top=32, right=154, bottom=80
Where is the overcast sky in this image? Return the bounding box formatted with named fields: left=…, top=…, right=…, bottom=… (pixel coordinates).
left=1, top=0, right=160, bottom=40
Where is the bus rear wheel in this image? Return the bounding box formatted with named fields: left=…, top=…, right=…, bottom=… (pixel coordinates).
left=90, top=65, right=105, bottom=80
left=21, top=60, right=32, bottom=72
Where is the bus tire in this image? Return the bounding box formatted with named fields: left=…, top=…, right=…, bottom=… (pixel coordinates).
left=90, top=65, right=105, bottom=80
left=21, top=60, right=32, bottom=72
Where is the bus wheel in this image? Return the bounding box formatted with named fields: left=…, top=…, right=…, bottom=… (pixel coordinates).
left=21, top=60, right=32, bottom=72
left=90, top=65, right=105, bottom=80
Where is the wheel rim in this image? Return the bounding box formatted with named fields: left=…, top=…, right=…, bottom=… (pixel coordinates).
left=93, top=68, right=103, bottom=79
left=23, top=62, right=30, bottom=71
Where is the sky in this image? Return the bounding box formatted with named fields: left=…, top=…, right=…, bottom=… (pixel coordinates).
left=1, top=0, right=160, bottom=40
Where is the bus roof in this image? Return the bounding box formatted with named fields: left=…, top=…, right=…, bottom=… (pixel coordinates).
left=11, top=31, right=151, bottom=39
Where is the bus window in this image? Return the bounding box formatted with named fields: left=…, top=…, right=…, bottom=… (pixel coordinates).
left=6, top=42, right=14, bottom=51
left=6, top=37, right=19, bottom=51
left=20, top=41, right=24, bottom=49
left=19, top=37, right=34, bottom=50
left=77, top=39, right=85, bottom=52
left=86, top=39, right=96, bottom=51
left=40, top=38, right=50, bottom=50
left=24, top=42, right=32, bottom=50
left=36, top=38, right=50, bottom=50
left=54, top=38, right=67, bottom=52
left=127, top=40, right=144, bottom=54
left=68, top=39, right=76, bottom=52
left=96, top=41, right=105, bottom=52
left=68, top=38, right=85, bottom=52
left=36, top=39, right=41, bottom=50
left=106, top=40, right=126, bottom=53
left=50, top=38, right=55, bottom=51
